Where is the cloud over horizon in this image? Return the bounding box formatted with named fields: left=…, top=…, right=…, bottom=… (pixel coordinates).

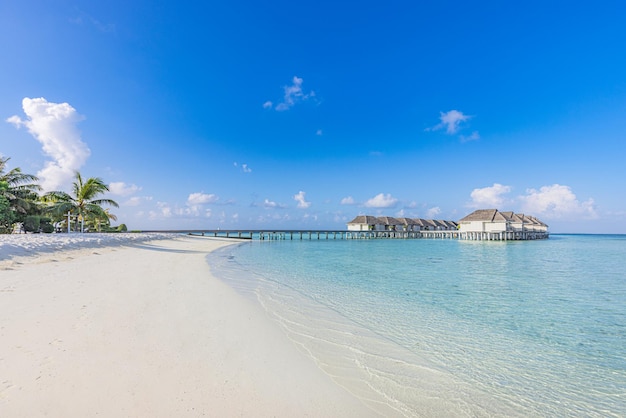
left=293, top=190, right=311, bottom=208
left=364, top=193, right=398, bottom=208
left=469, top=183, right=512, bottom=208
left=187, top=192, right=219, bottom=205
left=469, top=183, right=597, bottom=220
left=7, top=97, right=90, bottom=191
left=109, top=181, right=141, bottom=196
left=519, top=184, right=597, bottom=219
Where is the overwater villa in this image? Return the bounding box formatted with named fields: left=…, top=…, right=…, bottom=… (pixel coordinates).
left=457, top=209, right=548, bottom=240
left=347, top=209, right=549, bottom=240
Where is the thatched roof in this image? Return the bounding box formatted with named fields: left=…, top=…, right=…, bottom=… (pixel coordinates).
left=459, top=209, right=500, bottom=222
left=442, top=220, right=458, bottom=228
left=459, top=209, right=547, bottom=227
left=398, top=217, right=419, bottom=225
left=347, top=215, right=379, bottom=225
left=421, top=219, right=437, bottom=228
left=376, top=216, right=403, bottom=225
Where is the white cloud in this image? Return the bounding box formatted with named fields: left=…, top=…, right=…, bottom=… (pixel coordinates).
left=364, top=193, right=398, bottom=208
left=316, top=129, right=323, bottom=136
left=293, top=191, right=311, bottom=208
left=124, top=196, right=152, bottom=207
left=263, top=199, right=284, bottom=209
left=161, top=207, right=173, bottom=217
left=428, top=110, right=471, bottom=134
left=262, top=101, right=273, bottom=109
left=7, top=97, right=90, bottom=191
left=69, top=11, right=116, bottom=33
left=460, top=131, right=480, bottom=142
left=187, top=192, right=218, bottom=205
left=234, top=162, right=252, bottom=173
left=340, top=196, right=356, bottom=205
left=519, top=184, right=597, bottom=219
left=272, top=76, right=315, bottom=111
left=426, top=207, right=442, bottom=218
left=109, top=181, right=141, bottom=196
left=469, top=183, right=512, bottom=208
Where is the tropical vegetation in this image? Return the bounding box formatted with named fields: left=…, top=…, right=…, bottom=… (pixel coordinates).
left=0, top=156, right=123, bottom=233
left=43, top=172, right=119, bottom=232
left=0, top=157, right=42, bottom=233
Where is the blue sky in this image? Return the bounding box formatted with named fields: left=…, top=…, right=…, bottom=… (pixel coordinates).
left=1, top=1, right=625, bottom=233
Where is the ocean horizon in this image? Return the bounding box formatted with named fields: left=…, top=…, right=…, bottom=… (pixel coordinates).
left=207, top=234, right=625, bottom=416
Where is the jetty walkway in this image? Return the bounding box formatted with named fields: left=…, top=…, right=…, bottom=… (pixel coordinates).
left=142, top=229, right=548, bottom=240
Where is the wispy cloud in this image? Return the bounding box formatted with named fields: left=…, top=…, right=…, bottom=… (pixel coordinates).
left=316, top=129, right=323, bottom=136
left=69, top=11, right=116, bottom=33
left=426, top=110, right=481, bottom=142
left=340, top=196, right=356, bottom=205
left=262, top=199, right=285, bottom=209
left=266, top=76, right=315, bottom=111
left=233, top=162, right=252, bottom=173
left=124, top=196, right=152, bottom=207
left=469, top=183, right=512, bottom=208
left=293, top=191, right=311, bottom=208
left=187, top=192, right=219, bottom=205
left=7, top=97, right=90, bottom=191
left=109, top=182, right=141, bottom=196
left=460, top=131, right=480, bottom=143
left=427, top=110, right=472, bottom=135
left=426, top=207, right=442, bottom=218
left=364, top=193, right=398, bottom=208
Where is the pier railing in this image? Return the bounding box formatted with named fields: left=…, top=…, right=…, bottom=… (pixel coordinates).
left=142, top=229, right=548, bottom=241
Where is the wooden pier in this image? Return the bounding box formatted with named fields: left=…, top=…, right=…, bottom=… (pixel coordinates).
left=164, top=229, right=547, bottom=240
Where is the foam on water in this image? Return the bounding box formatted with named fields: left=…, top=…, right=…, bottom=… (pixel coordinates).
left=207, top=235, right=626, bottom=417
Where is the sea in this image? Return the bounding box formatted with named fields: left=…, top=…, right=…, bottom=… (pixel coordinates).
left=206, top=234, right=625, bottom=417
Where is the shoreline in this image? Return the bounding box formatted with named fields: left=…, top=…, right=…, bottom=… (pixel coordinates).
left=0, top=235, right=374, bottom=416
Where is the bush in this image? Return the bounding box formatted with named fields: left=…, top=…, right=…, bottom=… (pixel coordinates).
left=24, top=215, right=41, bottom=233
left=117, top=224, right=128, bottom=232
left=41, top=223, right=55, bottom=233
left=0, top=195, right=15, bottom=232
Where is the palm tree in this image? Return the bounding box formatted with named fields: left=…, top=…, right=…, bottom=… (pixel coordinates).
left=88, top=208, right=118, bottom=232
left=0, top=156, right=41, bottom=215
left=43, top=172, right=119, bottom=232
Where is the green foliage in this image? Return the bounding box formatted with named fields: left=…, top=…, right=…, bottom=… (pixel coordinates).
left=43, top=172, right=119, bottom=232
left=0, top=159, right=125, bottom=233
left=0, top=193, right=15, bottom=233
left=117, top=223, right=128, bottom=232
left=24, top=215, right=40, bottom=232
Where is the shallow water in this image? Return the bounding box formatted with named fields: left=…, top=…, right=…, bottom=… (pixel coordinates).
left=208, top=235, right=626, bottom=417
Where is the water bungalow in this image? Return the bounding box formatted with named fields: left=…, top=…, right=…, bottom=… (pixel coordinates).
left=456, top=209, right=548, bottom=240
left=347, top=210, right=548, bottom=240
left=347, top=215, right=458, bottom=232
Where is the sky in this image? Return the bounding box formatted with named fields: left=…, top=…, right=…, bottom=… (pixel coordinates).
left=1, top=1, right=625, bottom=233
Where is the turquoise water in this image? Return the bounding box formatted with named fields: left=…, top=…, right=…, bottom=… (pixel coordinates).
left=207, top=235, right=626, bottom=417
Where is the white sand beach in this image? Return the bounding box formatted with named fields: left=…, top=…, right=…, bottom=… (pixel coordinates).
left=0, top=234, right=374, bottom=417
